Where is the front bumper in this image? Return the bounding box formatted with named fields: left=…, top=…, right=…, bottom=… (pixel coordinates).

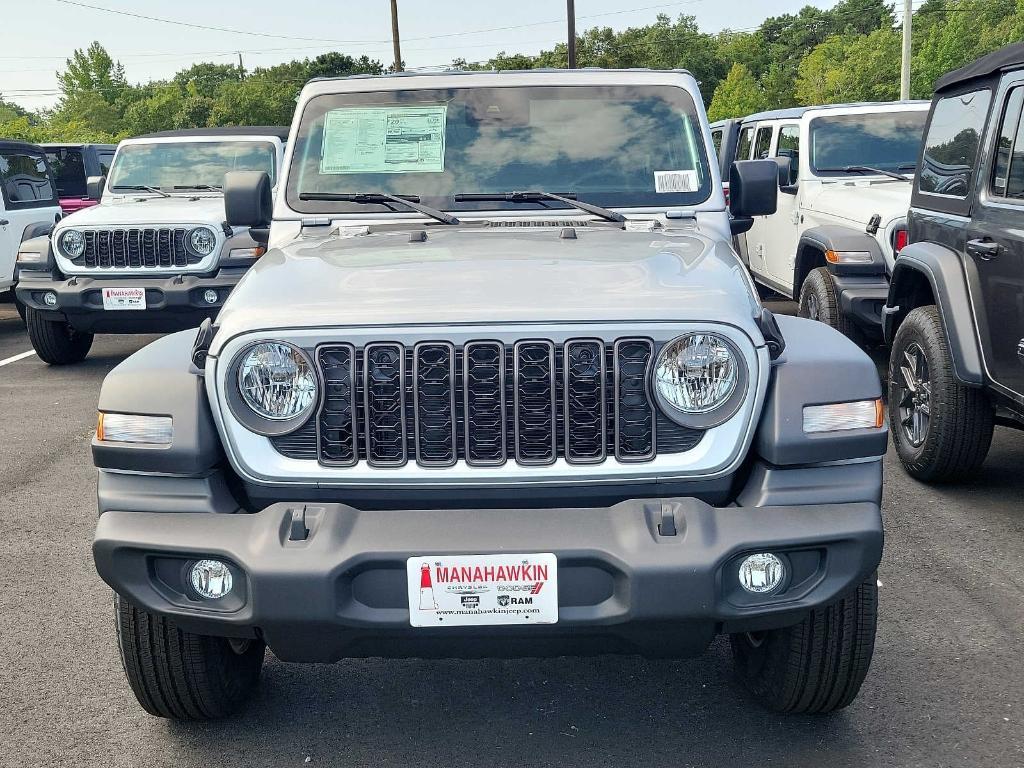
left=829, top=273, right=890, bottom=335
left=15, top=270, right=245, bottom=334
left=93, top=493, right=883, bottom=661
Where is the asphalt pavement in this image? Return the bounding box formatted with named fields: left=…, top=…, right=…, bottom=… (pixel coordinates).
left=0, top=300, right=1021, bottom=768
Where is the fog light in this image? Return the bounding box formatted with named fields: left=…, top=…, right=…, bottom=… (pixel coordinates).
left=43, top=292, right=57, bottom=307
left=190, top=559, right=233, bottom=599
left=203, top=289, right=218, bottom=305
left=738, top=553, right=785, bottom=594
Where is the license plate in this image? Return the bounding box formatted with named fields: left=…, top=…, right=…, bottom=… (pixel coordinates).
left=407, top=553, right=557, bottom=627
left=101, top=287, right=146, bottom=310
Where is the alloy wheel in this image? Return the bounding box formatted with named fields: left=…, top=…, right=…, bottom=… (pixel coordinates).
left=897, top=342, right=931, bottom=448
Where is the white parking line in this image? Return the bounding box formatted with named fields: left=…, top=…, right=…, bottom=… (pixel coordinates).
left=0, top=350, right=36, bottom=367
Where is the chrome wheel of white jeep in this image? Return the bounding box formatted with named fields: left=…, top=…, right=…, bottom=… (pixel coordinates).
left=896, top=342, right=931, bottom=448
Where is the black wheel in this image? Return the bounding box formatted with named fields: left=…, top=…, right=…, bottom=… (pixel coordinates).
left=731, top=575, right=877, bottom=714
left=115, top=595, right=265, bottom=720
left=888, top=305, right=994, bottom=482
left=24, top=306, right=93, bottom=364
left=798, top=267, right=861, bottom=342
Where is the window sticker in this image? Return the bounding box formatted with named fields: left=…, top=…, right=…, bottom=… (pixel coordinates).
left=320, top=105, right=447, bottom=174
left=654, top=170, right=699, bottom=193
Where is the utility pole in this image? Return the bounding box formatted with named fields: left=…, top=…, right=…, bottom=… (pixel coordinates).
left=390, top=0, right=403, bottom=72
left=567, top=0, right=577, bottom=69
left=237, top=52, right=245, bottom=79
left=900, top=0, right=912, bottom=99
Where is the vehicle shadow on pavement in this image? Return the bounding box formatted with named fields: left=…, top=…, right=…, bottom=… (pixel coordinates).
left=165, top=640, right=869, bottom=767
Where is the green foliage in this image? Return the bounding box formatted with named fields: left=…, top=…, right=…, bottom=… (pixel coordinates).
left=708, top=64, right=767, bottom=121
left=7, top=3, right=1024, bottom=144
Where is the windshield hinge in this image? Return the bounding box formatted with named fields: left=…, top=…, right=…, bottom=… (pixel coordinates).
left=301, top=217, right=333, bottom=229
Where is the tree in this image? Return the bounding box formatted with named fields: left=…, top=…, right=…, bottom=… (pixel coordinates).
left=56, top=41, right=127, bottom=105
left=173, top=62, right=243, bottom=99
left=306, top=52, right=384, bottom=80
left=708, top=63, right=767, bottom=120
left=796, top=31, right=898, bottom=104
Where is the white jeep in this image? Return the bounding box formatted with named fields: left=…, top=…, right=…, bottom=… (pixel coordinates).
left=15, top=127, right=287, bottom=363
left=724, top=102, right=929, bottom=341
left=1, top=140, right=61, bottom=320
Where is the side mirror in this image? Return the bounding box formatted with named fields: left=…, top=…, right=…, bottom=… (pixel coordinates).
left=224, top=170, right=272, bottom=245
left=86, top=175, right=105, bottom=201
left=773, top=156, right=799, bottom=195
left=729, top=160, right=779, bottom=219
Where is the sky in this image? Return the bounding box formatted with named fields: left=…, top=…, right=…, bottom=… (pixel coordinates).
left=0, top=0, right=835, bottom=111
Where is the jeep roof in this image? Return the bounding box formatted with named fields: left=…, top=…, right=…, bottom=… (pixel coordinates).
left=934, top=40, right=1024, bottom=91
left=132, top=126, right=289, bottom=140
left=740, top=100, right=930, bottom=124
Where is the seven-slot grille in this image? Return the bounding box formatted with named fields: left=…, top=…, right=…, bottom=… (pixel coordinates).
left=66, top=228, right=205, bottom=269
left=301, top=338, right=704, bottom=468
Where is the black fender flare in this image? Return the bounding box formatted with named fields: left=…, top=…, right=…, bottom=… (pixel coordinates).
left=21, top=221, right=55, bottom=241
left=92, top=330, right=224, bottom=474
left=883, top=241, right=984, bottom=385
left=796, top=226, right=886, bottom=289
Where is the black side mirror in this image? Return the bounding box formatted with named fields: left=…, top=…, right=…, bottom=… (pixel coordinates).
left=729, top=160, right=779, bottom=219
left=86, top=175, right=105, bottom=201
left=773, top=156, right=799, bottom=194
left=224, top=170, right=272, bottom=245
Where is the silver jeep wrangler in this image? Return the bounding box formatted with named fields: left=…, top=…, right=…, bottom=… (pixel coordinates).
left=91, top=69, right=887, bottom=720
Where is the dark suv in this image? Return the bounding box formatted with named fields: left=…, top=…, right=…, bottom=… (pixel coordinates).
left=884, top=42, right=1024, bottom=481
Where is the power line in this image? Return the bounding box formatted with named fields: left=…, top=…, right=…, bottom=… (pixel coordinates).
left=52, top=0, right=714, bottom=46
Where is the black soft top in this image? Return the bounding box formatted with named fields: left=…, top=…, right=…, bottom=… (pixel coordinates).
left=935, top=42, right=1024, bottom=92
left=0, top=139, right=48, bottom=155
left=133, top=126, right=289, bottom=140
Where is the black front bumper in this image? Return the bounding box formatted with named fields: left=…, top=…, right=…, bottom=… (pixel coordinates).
left=829, top=273, right=890, bottom=335
left=15, top=270, right=245, bottom=334
left=93, top=493, right=883, bottom=662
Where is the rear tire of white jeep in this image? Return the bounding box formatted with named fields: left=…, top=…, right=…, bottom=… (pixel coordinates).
left=730, top=574, right=877, bottom=714
left=798, top=267, right=861, bottom=343
left=888, top=305, right=994, bottom=482
left=24, top=307, right=93, bottom=364
left=114, top=594, right=265, bottom=720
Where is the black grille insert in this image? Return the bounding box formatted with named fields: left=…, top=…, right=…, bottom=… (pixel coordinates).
left=75, top=227, right=198, bottom=269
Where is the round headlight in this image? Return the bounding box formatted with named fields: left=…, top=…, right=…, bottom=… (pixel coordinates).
left=188, top=226, right=217, bottom=257
left=654, top=333, right=744, bottom=427
left=59, top=229, right=86, bottom=258
left=237, top=342, right=317, bottom=421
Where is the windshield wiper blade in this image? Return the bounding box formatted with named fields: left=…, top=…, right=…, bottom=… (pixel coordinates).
left=453, top=190, right=626, bottom=223
left=173, top=184, right=222, bottom=191
left=820, top=166, right=910, bottom=181
left=111, top=184, right=170, bottom=198
left=298, top=192, right=459, bottom=225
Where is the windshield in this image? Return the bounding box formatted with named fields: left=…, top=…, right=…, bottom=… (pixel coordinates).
left=809, top=111, right=927, bottom=176
left=108, top=140, right=276, bottom=191
left=287, top=84, right=712, bottom=214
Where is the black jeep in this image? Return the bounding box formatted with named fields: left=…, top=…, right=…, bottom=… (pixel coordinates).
left=884, top=42, right=1024, bottom=481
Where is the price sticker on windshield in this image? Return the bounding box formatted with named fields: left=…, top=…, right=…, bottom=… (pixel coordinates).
left=320, top=105, right=447, bottom=174
left=654, top=170, right=699, bottom=193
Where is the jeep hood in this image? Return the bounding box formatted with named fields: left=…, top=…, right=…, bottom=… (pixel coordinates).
left=805, top=181, right=912, bottom=227
left=56, top=195, right=227, bottom=227
left=212, top=226, right=762, bottom=348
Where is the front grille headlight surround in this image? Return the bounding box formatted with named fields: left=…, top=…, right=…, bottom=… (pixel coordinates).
left=187, top=226, right=217, bottom=257
left=58, top=229, right=85, bottom=258
left=226, top=341, right=319, bottom=437
left=653, top=332, right=748, bottom=429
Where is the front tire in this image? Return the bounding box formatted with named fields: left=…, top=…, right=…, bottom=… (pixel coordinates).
left=14, top=297, right=26, bottom=324
left=731, top=575, right=877, bottom=714
left=888, top=305, right=994, bottom=482
left=24, top=307, right=93, bottom=364
left=798, top=267, right=860, bottom=341
left=115, top=595, right=265, bottom=720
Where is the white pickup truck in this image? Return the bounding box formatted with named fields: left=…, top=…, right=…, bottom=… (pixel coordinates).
left=725, top=102, right=930, bottom=341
